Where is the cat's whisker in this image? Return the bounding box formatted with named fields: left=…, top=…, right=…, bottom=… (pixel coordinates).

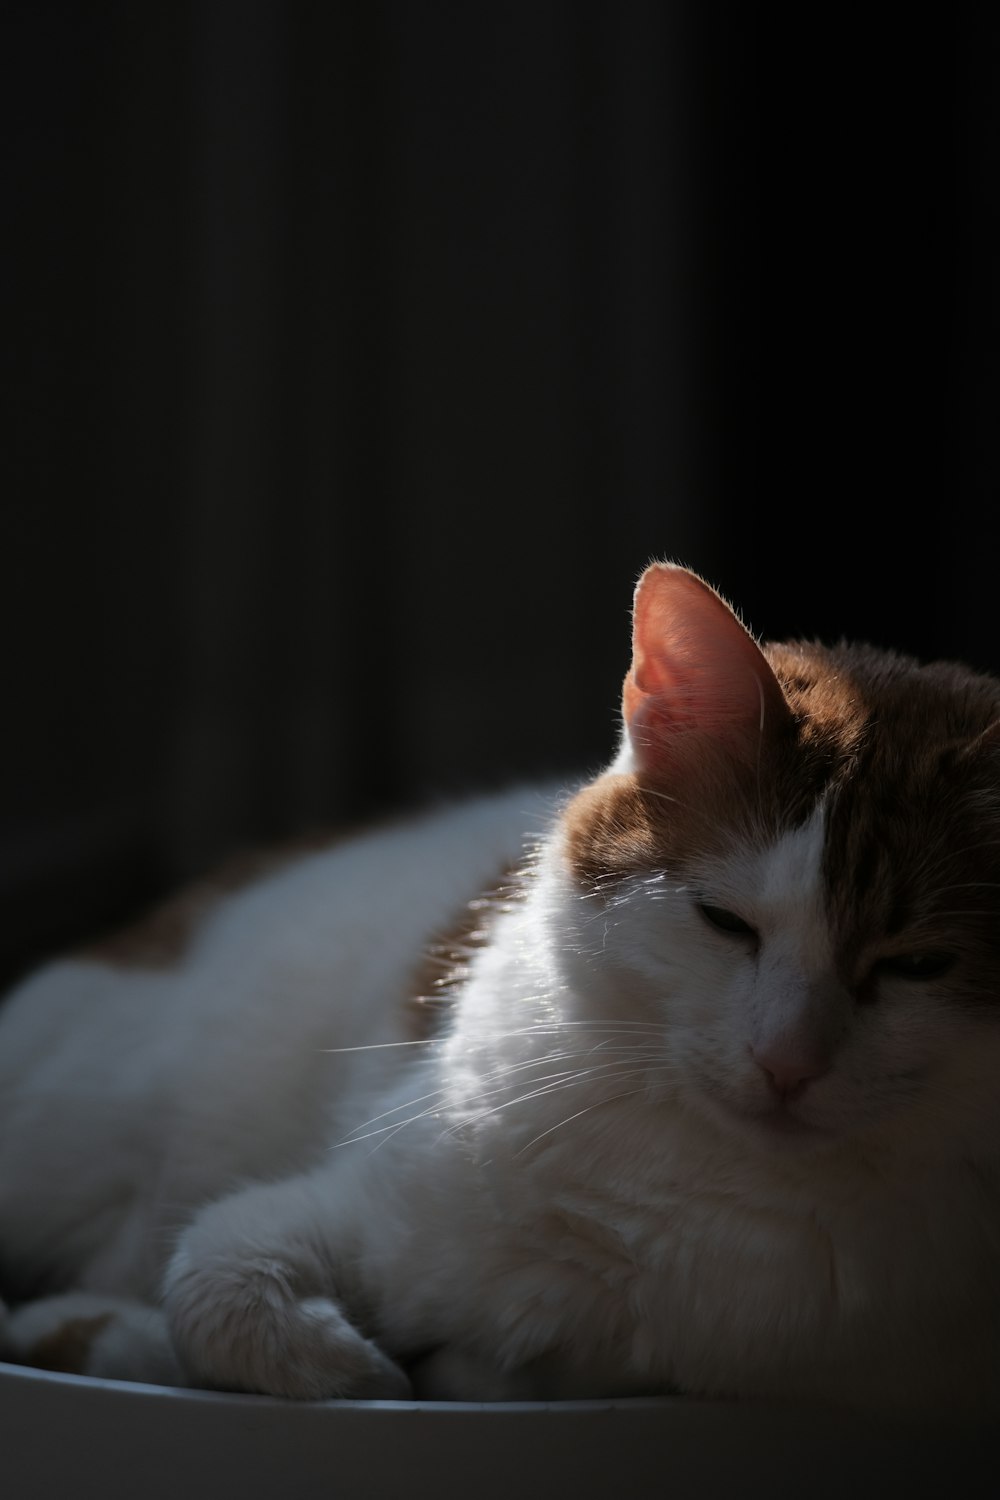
left=909, top=910, right=1000, bottom=922
left=346, top=1062, right=622, bottom=1154
left=447, top=1046, right=664, bottom=1105
left=335, top=1040, right=663, bottom=1148
left=515, top=1082, right=660, bottom=1155
left=335, top=1080, right=461, bottom=1134
left=336, top=1056, right=573, bottom=1143
left=522, top=1016, right=668, bottom=1027
left=441, top=1061, right=663, bottom=1143
left=319, top=1039, right=434, bottom=1053
left=498, top=1020, right=671, bottom=1044
left=931, top=840, right=1000, bottom=865
left=634, top=785, right=681, bottom=806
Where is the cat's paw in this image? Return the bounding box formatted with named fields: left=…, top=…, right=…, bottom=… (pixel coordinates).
left=165, top=1252, right=411, bottom=1400
left=1, top=1291, right=184, bottom=1384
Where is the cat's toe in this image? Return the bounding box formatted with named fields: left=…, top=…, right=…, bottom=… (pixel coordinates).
left=293, top=1296, right=412, bottom=1400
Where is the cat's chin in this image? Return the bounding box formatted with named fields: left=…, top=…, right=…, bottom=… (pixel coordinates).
left=750, top=1107, right=828, bottom=1140
left=739, top=1112, right=839, bottom=1157
left=700, top=1091, right=837, bottom=1153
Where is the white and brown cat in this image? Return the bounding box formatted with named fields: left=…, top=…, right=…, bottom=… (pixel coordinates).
left=1, top=562, right=999, bottom=1416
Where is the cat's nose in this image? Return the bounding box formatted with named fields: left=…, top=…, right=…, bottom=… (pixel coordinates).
left=750, top=1046, right=828, bottom=1100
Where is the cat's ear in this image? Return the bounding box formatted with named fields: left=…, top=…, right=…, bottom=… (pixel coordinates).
left=622, top=563, right=792, bottom=775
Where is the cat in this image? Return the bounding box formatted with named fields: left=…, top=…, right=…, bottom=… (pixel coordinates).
left=1, top=560, right=999, bottom=1417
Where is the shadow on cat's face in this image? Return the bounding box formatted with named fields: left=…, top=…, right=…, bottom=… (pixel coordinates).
left=557, top=616, right=1000, bottom=1167
left=560, top=798, right=1000, bottom=1165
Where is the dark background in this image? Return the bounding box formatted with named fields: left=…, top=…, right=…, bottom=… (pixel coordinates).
left=3, top=4, right=998, bottom=989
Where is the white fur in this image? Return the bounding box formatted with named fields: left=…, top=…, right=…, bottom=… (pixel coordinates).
left=2, top=781, right=1000, bottom=1414
left=3, top=1291, right=182, bottom=1385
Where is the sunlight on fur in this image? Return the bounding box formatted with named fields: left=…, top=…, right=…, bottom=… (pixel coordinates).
left=2, top=561, right=1000, bottom=1415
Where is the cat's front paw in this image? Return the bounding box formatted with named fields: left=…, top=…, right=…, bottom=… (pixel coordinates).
left=165, top=1251, right=410, bottom=1401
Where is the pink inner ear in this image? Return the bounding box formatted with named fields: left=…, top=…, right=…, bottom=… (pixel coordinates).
left=623, top=563, right=789, bottom=770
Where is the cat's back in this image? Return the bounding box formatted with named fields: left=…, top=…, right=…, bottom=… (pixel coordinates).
left=2, top=783, right=560, bottom=1054
left=0, top=784, right=560, bottom=1296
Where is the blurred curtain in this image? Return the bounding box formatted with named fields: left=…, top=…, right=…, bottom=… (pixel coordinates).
left=3, top=4, right=996, bottom=985
left=4, top=2, right=746, bottom=982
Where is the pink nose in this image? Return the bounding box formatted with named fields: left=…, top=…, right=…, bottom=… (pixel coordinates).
left=750, top=1046, right=828, bottom=1100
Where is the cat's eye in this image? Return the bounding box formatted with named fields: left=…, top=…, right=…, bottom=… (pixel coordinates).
left=696, top=902, right=758, bottom=941
left=874, top=953, right=955, bottom=981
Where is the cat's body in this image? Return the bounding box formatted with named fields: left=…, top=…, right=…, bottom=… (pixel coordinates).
left=2, top=563, right=1000, bottom=1416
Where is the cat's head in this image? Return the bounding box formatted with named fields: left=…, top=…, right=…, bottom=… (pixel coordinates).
left=560, top=562, right=1000, bottom=1161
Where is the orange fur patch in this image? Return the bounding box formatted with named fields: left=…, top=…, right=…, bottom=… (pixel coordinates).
left=561, top=754, right=760, bottom=890
left=563, top=642, right=876, bottom=894
left=405, top=862, right=526, bottom=1040
left=561, top=774, right=664, bottom=886
left=83, top=831, right=348, bottom=971
left=26, top=1313, right=113, bottom=1374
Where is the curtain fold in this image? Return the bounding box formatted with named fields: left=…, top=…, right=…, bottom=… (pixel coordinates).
left=3, top=4, right=993, bottom=986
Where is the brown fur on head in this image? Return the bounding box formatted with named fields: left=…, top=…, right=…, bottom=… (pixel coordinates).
left=566, top=561, right=1000, bottom=1006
